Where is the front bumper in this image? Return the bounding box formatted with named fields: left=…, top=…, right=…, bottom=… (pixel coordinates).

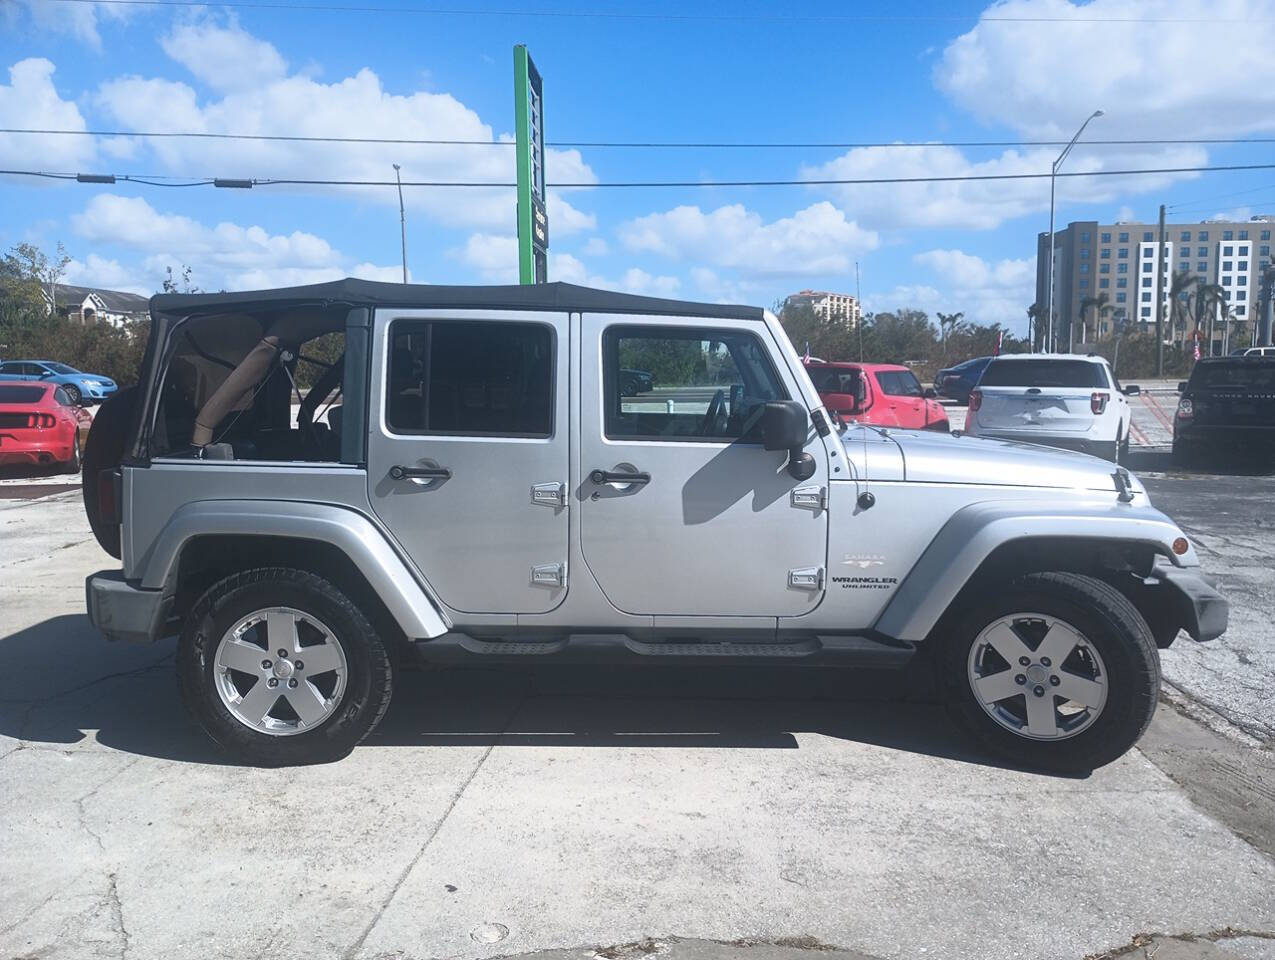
left=82, top=383, right=117, bottom=401
left=86, top=570, right=171, bottom=643
left=1152, top=560, right=1229, bottom=643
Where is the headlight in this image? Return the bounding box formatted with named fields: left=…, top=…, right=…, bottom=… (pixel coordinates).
left=84, top=380, right=101, bottom=388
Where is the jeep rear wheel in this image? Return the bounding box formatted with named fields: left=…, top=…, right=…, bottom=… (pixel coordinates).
left=938, top=571, right=1159, bottom=773
left=178, top=568, right=393, bottom=765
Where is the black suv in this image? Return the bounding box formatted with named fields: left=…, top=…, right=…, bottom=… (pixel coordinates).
left=1173, top=356, right=1275, bottom=464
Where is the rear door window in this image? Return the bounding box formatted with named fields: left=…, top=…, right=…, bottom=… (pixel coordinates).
left=385, top=319, right=554, bottom=437
left=877, top=370, right=923, bottom=396
left=980, top=360, right=1107, bottom=388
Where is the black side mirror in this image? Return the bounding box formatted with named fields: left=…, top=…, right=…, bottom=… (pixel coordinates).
left=923, top=387, right=938, bottom=399
left=761, top=401, right=815, bottom=480
left=1177, top=381, right=1188, bottom=392
left=1122, top=384, right=1141, bottom=396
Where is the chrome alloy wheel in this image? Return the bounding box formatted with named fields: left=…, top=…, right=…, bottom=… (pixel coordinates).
left=966, top=613, right=1109, bottom=741
left=213, top=606, right=348, bottom=736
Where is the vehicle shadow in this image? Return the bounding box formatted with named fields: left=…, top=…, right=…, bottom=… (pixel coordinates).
left=0, top=613, right=1078, bottom=777
left=1124, top=447, right=1275, bottom=476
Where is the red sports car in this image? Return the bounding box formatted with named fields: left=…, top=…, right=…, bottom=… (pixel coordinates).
left=0, top=381, right=93, bottom=472
left=804, top=361, right=949, bottom=432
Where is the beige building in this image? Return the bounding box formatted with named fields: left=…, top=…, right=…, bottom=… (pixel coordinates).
left=785, top=289, right=861, bottom=327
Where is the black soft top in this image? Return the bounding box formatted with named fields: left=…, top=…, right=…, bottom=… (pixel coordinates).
left=149, top=278, right=762, bottom=321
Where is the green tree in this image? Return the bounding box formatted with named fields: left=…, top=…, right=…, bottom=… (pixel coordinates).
left=935, top=310, right=966, bottom=362
left=1077, top=292, right=1111, bottom=344
left=1167, top=270, right=1199, bottom=342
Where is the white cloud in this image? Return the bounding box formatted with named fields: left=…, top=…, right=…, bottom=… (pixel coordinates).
left=63, top=255, right=149, bottom=296
left=0, top=59, right=96, bottom=172
left=935, top=0, right=1275, bottom=139
left=452, top=233, right=679, bottom=294
left=70, top=194, right=399, bottom=291
left=868, top=248, right=1036, bottom=330
left=802, top=143, right=1207, bottom=231
left=8, top=0, right=132, bottom=50
left=160, top=20, right=288, bottom=93
left=93, top=20, right=599, bottom=231
left=618, top=268, right=681, bottom=297
left=581, top=236, right=609, bottom=257
left=619, top=201, right=878, bottom=275
left=453, top=233, right=518, bottom=283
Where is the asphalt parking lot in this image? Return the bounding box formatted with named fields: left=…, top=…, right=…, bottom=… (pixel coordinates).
left=2, top=453, right=1273, bottom=960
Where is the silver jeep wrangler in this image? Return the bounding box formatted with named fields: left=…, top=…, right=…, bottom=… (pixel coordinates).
left=82, top=279, right=1227, bottom=771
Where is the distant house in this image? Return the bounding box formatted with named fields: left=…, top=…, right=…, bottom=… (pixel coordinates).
left=43, top=284, right=150, bottom=328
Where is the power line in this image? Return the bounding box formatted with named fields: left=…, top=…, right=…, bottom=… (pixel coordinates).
left=41, top=0, right=1275, bottom=22
left=7, top=162, right=1275, bottom=189
left=5, top=127, right=1275, bottom=150
left=1168, top=181, right=1275, bottom=212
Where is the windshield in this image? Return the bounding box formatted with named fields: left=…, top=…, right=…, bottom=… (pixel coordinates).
left=979, top=359, right=1108, bottom=388
left=1191, top=361, right=1275, bottom=390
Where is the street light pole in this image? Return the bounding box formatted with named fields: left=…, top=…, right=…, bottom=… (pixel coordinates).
left=1046, top=109, right=1103, bottom=354
left=393, top=163, right=407, bottom=284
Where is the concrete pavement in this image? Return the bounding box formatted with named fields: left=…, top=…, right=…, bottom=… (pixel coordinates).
left=1, top=487, right=1273, bottom=960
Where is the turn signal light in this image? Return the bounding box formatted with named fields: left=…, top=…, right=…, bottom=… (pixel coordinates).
left=968, top=389, right=983, bottom=412
left=1176, top=397, right=1194, bottom=419
left=1090, top=391, right=1110, bottom=415
left=1172, top=537, right=1190, bottom=556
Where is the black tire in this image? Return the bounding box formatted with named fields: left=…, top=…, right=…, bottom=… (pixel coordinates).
left=81, top=386, right=137, bottom=559
left=1093, top=440, right=1118, bottom=462
left=63, top=383, right=82, bottom=406
left=1172, top=440, right=1196, bottom=469
left=177, top=568, right=393, bottom=766
left=937, top=571, right=1159, bottom=773
left=61, top=432, right=82, bottom=474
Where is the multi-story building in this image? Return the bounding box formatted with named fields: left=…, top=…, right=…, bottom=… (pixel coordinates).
left=784, top=289, right=861, bottom=326
left=1036, top=216, right=1275, bottom=351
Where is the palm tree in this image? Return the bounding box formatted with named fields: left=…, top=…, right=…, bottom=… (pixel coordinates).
left=1167, top=270, right=1199, bottom=344
left=1193, top=283, right=1228, bottom=355
left=1077, top=292, right=1111, bottom=345
left=936, top=311, right=966, bottom=363
left=1027, top=303, right=1043, bottom=351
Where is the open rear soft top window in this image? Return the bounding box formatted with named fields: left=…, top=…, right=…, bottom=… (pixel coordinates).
left=0, top=385, right=46, bottom=404
left=980, top=359, right=1107, bottom=389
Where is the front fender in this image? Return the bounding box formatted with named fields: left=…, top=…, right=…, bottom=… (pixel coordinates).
left=873, top=498, right=1197, bottom=643
left=138, top=499, right=450, bottom=639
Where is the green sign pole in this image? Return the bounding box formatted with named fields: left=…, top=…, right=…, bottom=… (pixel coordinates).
left=514, top=44, right=547, bottom=284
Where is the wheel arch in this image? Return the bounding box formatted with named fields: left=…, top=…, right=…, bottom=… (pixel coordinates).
left=874, top=500, right=1196, bottom=645
left=141, top=500, right=450, bottom=641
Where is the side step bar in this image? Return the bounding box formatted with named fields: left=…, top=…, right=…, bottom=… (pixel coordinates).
left=413, top=632, right=915, bottom=668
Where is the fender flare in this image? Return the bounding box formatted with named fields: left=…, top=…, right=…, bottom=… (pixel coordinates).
left=138, top=499, right=451, bottom=639
left=873, top=498, right=1196, bottom=643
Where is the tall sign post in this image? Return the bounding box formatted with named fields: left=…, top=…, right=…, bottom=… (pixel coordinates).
left=514, top=45, right=547, bottom=284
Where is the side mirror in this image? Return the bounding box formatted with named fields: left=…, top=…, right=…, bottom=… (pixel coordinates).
left=923, top=387, right=938, bottom=399
left=38, top=370, right=53, bottom=379
left=1177, top=381, right=1188, bottom=392
left=1122, top=384, right=1141, bottom=396
left=761, top=400, right=816, bottom=480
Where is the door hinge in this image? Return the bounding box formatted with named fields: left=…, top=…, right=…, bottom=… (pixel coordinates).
left=531, top=562, right=566, bottom=587
left=788, top=566, right=825, bottom=590
left=791, top=485, right=827, bottom=512
left=530, top=481, right=567, bottom=507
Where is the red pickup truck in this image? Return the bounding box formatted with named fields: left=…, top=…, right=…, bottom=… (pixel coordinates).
left=804, top=360, right=949, bottom=432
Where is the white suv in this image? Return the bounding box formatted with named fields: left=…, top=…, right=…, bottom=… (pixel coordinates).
left=964, top=354, right=1137, bottom=462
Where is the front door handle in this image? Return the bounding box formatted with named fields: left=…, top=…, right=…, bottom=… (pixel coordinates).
left=589, top=469, right=650, bottom=485
left=389, top=464, right=451, bottom=481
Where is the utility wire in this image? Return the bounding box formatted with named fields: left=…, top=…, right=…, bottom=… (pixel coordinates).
left=42, top=0, right=1275, bottom=22
left=6, top=127, right=1275, bottom=150
left=7, top=162, right=1275, bottom=189
left=1168, top=181, right=1275, bottom=212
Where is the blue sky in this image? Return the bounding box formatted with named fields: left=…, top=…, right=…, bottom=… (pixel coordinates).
left=5, top=0, right=1275, bottom=334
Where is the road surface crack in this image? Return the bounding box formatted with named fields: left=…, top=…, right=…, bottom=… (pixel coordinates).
left=340, top=695, right=526, bottom=960
left=1085, top=926, right=1275, bottom=959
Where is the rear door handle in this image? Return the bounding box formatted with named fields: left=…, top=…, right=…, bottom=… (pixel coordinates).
left=390, top=464, right=451, bottom=481
left=589, top=469, right=650, bottom=485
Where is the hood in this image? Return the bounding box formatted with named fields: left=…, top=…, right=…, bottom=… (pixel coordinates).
left=889, top=428, right=1146, bottom=495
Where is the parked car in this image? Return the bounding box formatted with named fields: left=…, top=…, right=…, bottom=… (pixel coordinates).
left=805, top=360, right=949, bottom=431
left=934, top=356, right=992, bottom=404
left=1173, top=355, right=1275, bottom=465
left=0, top=360, right=118, bottom=406
left=0, top=381, right=92, bottom=472
left=83, top=279, right=1224, bottom=772
left=964, top=354, right=1138, bottom=462
left=1242, top=346, right=1275, bottom=357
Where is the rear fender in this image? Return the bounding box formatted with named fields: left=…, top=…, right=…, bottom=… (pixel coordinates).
left=874, top=499, right=1198, bottom=643
left=138, top=499, right=450, bottom=639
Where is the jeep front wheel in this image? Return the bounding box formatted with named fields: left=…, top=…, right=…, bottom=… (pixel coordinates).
left=178, top=568, right=393, bottom=765
left=938, top=571, right=1159, bottom=773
